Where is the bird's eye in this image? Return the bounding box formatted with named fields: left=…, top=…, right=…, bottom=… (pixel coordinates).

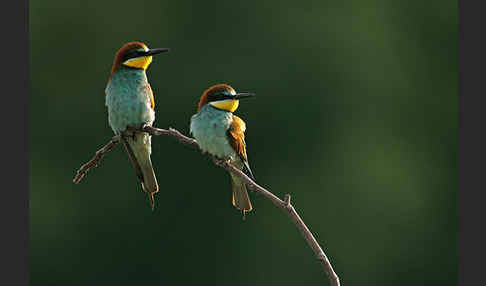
left=122, top=51, right=136, bottom=61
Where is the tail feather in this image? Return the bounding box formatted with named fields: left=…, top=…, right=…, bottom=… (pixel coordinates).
left=230, top=173, right=252, bottom=219
left=121, top=138, right=144, bottom=183
left=123, top=132, right=159, bottom=209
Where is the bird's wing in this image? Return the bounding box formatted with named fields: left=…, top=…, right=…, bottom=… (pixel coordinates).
left=227, top=114, right=255, bottom=180
left=145, top=84, right=155, bottom=110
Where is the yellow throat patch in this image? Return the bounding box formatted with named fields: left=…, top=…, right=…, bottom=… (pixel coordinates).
left=210, top=99, right=239, bottom=112
left=123, top=56, right=153, bottom=70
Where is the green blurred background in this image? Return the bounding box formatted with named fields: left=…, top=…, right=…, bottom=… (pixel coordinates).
left=29, top=0, right=457, bottom=285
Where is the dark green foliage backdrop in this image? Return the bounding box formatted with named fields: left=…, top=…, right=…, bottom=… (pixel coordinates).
left=30, top=0, right=457, bottom=285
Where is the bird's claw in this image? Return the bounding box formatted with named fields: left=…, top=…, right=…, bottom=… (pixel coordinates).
left=123, top=126, right=137, bottom=140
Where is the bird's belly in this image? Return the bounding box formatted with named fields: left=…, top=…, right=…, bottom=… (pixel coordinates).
left=190, top=113, right=236, bottom=160
left=197, top=131, right=236, bottom=159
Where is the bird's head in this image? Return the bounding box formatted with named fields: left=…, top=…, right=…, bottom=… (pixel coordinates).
left=197, top=84, right=255, bottom=112
left=110, top=41, right=169, bottom=76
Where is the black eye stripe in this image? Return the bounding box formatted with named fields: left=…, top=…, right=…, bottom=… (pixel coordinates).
left=207, top=91, right=234, bottom=102
left=122, top=50, right=146, bottom=62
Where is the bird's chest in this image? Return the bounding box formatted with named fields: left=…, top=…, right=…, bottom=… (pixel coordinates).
left=105, top=70, right=155, bottom=134
left=190, top=108, right=236, bottom=159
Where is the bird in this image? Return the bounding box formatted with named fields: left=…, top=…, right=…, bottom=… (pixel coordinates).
left=105, top=41, right=169, bottom=210
left=190, top=84, right=256, bottom=219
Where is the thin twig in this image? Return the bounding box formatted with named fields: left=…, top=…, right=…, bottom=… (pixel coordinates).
left=73, top=136, right=120, bottom=184
left=73, top=126, right=340, bottom=286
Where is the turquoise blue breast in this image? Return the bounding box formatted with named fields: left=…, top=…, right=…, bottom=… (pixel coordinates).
left=190, top=104, right=236, bottom=159
left=105, top=67, right=155, bottom=134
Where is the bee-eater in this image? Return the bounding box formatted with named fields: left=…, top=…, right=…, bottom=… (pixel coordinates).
left=190, top=84, right=256, bottom=218
left=105, top=41, right=169, bottom=210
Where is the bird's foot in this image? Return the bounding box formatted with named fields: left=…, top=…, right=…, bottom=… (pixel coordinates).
left=123, top=126, right=137, bottom=140
left=139, top=123, right=149, bottom=132
left=211, top=156, right=231, bottom=167
left=218, top=156, right=232, bottom=164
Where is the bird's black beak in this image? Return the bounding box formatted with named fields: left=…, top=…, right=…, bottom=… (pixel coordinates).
left=234, top=92, right=255, bottom=99
left=143, top=48, right=170, bottom=56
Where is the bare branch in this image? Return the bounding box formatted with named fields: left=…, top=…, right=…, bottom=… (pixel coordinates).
left=73, top=136, right=120, bottom=184
left=73, top=126, right=340, bottom=286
